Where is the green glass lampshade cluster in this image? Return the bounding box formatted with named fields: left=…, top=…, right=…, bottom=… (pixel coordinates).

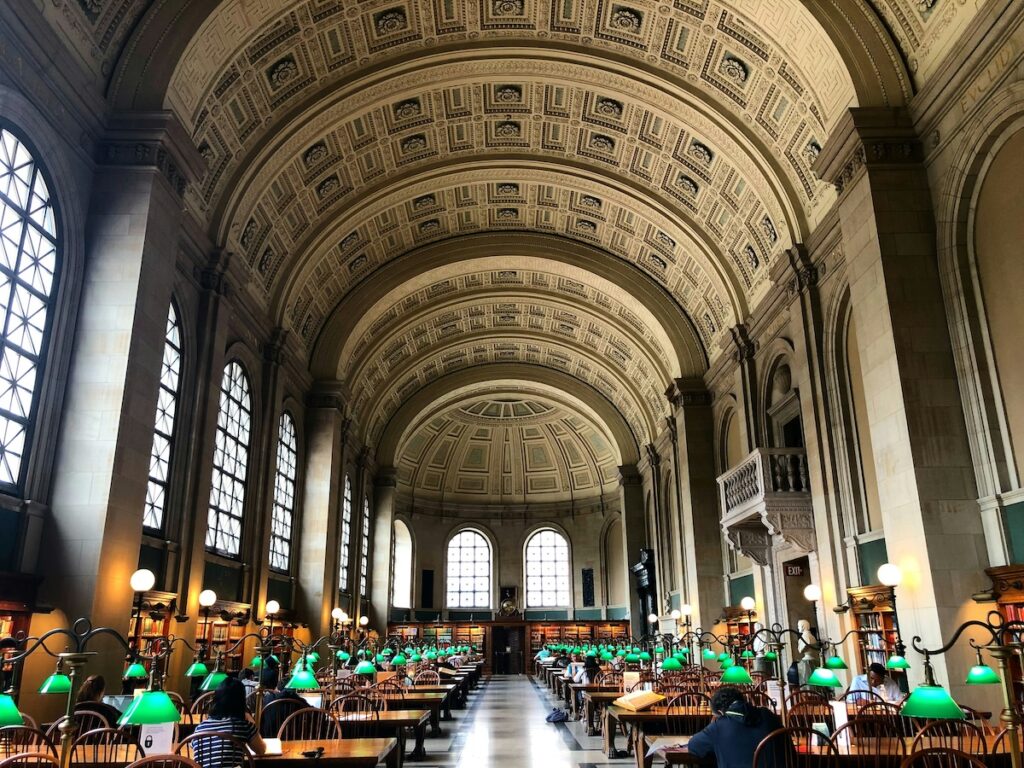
left=354, top=660, right=377, bottom=676
left=118, top=691, right=181, bottom=726
left=720, top=657, right=736, bottom=669
left=720, top=665, right=754, bottom=685
left=807, top=667, right=843, bottom=688
left=702, top=648, right=717, bottom=661
left=392, top=654, right=408, bottom=667
left=661, top=657, right=684, bottom=672
left=285, top=664, right=319, bottom=690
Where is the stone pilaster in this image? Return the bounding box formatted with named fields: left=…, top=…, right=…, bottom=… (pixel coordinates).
left=618, top=464, right=646, bottom=635
left=369, top=468, right=397, bottom=630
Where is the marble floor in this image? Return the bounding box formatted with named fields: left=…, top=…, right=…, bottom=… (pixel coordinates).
left=414, top=674, right=633, bottom=767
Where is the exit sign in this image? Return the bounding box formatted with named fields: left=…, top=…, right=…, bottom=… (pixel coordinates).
left=785, top=564, right=804, bottom=577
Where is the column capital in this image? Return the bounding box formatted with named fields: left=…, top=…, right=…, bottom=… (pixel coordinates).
left=618, top=464, right=643, bottom=487
left=306, top=381, right=347, bottom=412
left=98, top=111, right=205, bottom=198
left=374, top=467, right=398, bottom=488
left=729, top=324, right=758, bottom=364
left=666, top=377, right=713, bottom=409
left=262, top=327, right=290, bottom=366
left=814, top=107, right=922, bottom=196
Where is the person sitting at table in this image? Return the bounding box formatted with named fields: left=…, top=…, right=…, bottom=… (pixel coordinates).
left=193, top=677, right=266, bottom=768
left=848, top=662, right=901, bottom=702
left=260, top=669, right=309, bottom=738
left=553, top=649, right=571, bottom=668
left=74, top=674, right=124, bottom=724
left=685, top=686, right=787, bottom=768
left=573, top=654, right=601, bottom=685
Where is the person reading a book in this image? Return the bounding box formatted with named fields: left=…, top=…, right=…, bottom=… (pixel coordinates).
left=194, top=677, right=266, bottom=768
left=685, top=687, right=786, bottom=768
left=75, top=675, right=124, bottom=724
left=848, top=662, right=901, bottom=702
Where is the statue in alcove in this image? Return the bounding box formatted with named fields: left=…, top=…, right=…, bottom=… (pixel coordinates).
left=630, top=548, right=658, bottom=624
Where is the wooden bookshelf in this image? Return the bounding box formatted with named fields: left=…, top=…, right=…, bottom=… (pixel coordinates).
left=195, top=601, right=250, bottom=673
left=720, top=607, right=755, bottom=647
left=983, top=564, right=1024, bottom=684
left=846, top=585, right=899, bottom=673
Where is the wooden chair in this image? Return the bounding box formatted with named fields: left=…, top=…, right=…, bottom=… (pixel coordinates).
left=746, top=690, right=777, bottom=711
left=786, top=689, right=830, bottom=709
left=70, top=728, right=143, bottom=764
left=276, top=709, right=341, bottom=741
left=855, top=701, right=917, bottom=737
left=993, top=727, right=1013, bottom=755
left=188, top=691, right=216, bottom=717
left=787, top=701, right=836, bottom=733
left=911, top=720, right=987, bottom=755
left=663, top=692, right=712, bottom=735
left=374, top=679, right=406, bottom=702
left=595, top=671, right=622, bottom=688
left=0, top=728, right=55, bottom=759
left=413, top=670, right=440, bottom=685
left=126, top=756, right=201, bottom=768
left=165, top=692, right=185, bottom=713
left=175, top=732, right=254, bottom=768
left=958, top=706, right=990, bottom=731
left=838, top=689, right=887, bottom=706
left=830, top=720, right=906, bottom=767
left=13, top=720, right=35, bottom=734
left=330, top=695, right=381, bottom=739
left=898, top=747, right=987, bottom=768
left=753, top=727, right=838, bottom=768
left=0, top=752, right=60, bottom=768
left=244, top=689, right=260, bottom=714
left=44, top=712, right=109, bottom=744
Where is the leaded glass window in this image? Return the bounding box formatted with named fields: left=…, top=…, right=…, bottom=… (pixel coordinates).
left=143, top=302, right=181, bottom=532
left=206, top=361, right=252, bottom=557
left=525, top=528, right=571, bottom=607
left=269, top=412, right=297, bottom=572
left=359, top=496, right=370, bottom=597
left=446, top=529, right=491, bottom=608
left=0, top=127, right=59, bottom=490
left=339, top=476, right=352, bottom=590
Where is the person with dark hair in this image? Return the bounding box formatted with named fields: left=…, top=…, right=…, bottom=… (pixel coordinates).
left=684, top=686, right=787, bottom=768
left=849, top=662, right=901, bottom=702
left=259, top=670, right=309, bottom=738
left=193, top=678, right=265, bottom=768
left=74, top=674, right=123, bottom=724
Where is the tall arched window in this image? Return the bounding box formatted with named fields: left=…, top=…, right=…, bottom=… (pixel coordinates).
left=525, top=528, right=571, bottom=607
left=269, top=412, right=298, bottom=572
left=143, top=302, right=181, bottom=532
left=446, top=529, right=491, bottom=608
left=359, top=496, right=370, bottom=597
left=0, top=126, right=60, bottom=490
left=338, top=476, right=352, bottom=590
left=391, top=519, right=412, bottom=609
left=206, top=361, right=252, bottom=557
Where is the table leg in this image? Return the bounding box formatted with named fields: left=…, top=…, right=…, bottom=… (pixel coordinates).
left=429, top=707, right=443, bottom=737
left=441, top=700, right=453, bottom=721
left=396, top=727, right=407, bottom=768
left=408, top=724, right=427, bottom=761
left=385, top=740, right=400, bottom=768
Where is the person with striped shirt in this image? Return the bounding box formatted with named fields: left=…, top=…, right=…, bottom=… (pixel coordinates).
left=193, top=677, right=266, bottom=768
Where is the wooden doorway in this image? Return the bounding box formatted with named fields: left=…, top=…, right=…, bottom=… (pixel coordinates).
left=491, top=625, right=525, bottom=674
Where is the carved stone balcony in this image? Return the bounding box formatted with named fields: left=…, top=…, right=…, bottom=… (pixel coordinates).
left=716, top=448, right=815, bottom=566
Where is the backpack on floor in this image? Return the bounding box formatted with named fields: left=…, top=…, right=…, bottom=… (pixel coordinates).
left=546, top=707, right=569, bottom=723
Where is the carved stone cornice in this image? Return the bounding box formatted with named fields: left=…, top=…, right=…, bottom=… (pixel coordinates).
left=195, top=250, right=231, bottom=297
left=374, top=467, right=398, bottom=489
left=645, top=443, right=660, bottom=469
left=98, top=112, right=205, bottom=199
left=262, top=327, right=289, bottom=366
left=618, top=465, right=643, bottom=487
left=813, top=108, right=922, bottom=198
left=667, top=377, right=713, bottom=409
left=306, top=381, right=346, bottom=412
left=730, top=324, right=758, bottom=364
left=784, top=245, right=823, bottom=299
left=726, top=526, right=772, bottom=568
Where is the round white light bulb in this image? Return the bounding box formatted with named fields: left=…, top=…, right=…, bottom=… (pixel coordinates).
left=648, top=613, right=659, bottom=624
left=331, top=607, right=344, bottom=620
left=198, top=589, right=217, bottom=608
left=877, top=562, right=903, bottom=588
left=265, top=600, right=280, bottom=616
left=129, top=569, right=156, bottom=593
left=740, top=596, right=756, bottom=612
left=680, top=603, right=693, bottom=616
left=670, top=609, right=681, bottom=621
left=359, top=615, right=369, bottom=626
left=803, top=584, right=822, bottom=602
left=340, top=611, right=349, bottom=623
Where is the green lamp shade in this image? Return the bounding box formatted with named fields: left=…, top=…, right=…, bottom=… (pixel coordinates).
left=392, top=654, right=408, bottom=667
left=286, top=668, right=319, bottom=690
left=411, top=653, right=422, bottom=662
left=0, top=694, right=24, bottom=727
left=118, top=690, right=181, bottom=726
left=307, top=652, right=321, bottom=664
left=886, top=655, right=911, bottom=671
left=824, top=655, right=848, bottom=670
left=336, top=650, right=351, bottom=662
left=639, top=652, right=652, bottom=662
left=616, top=649, right=627, bottom=658
left=374, top=654, right=385, bottom=663
left=717, top=652, right=730, bottom=662
left=123, top=662, right=148, bottom=680
left=250, top=656, right=263, bottom=668
left=741, top=650, right=755, bottom=659
left=720, top=657, right=736, bottom=669
left=600, top=651, right=614, bottom=661
left=624, top=653, right=641, bottom=663
left=200, top=670, right=228, bottom=691
left=677, top=647, right=690, bottom=656
left=426, top=651, right=438, bottom=660
left=654, top=647, right=665, bottom=655
left=585, top=650, right=597, bottom=657
left=807, top=667, right=843, bottom=688
left=966, top=664, right=1000, bottom=686
left=764, top=651, right=778, bottom=661
left=185, top=662, right=209, bottom=678
left=702, top=648, right=717, bottom=661
left=354, top=660, right=377, bottom=676
left=720, top=665, right=754, bottom=685
left=900, top=685, right=965, bottom=719
left=661, top=657, right=684, bottom=672
left=38, top=673, right=72, bottom=694
left=382, top=648, right=393, bottom=657
left=672, top=653, right=687, bottom=662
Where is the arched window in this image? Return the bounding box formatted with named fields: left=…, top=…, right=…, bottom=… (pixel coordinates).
left=269, top=412, right=298, bottom=572
left=338, top=476, right=352, bottom=590
left=446, top=529, right=491, bottom=608
left=391, top=520, right=412, bottom=608
left=525, top=528, right=571, bottom=607
left=142, top=302, right=181, bottom=532
left=359, top=496, right=370, bottom=597
left=0, top=126, right=60, bottom=490
left=206, top=361, right=252, bottom=557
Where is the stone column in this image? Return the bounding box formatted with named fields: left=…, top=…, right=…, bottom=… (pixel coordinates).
left=33, top=114, right=200, bottom=716
left=369, top=468, right=397, bottom=630
left=817, top=108, right=987, bottom=698
left=296, top=388, right=346, bottom=641
left=618, top=465, right=646, bottom=635
left=668, top=379, right=726, bottom=630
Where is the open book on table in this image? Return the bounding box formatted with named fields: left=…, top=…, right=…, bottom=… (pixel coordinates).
left=612, top=690, right=665, bottom=711
left=645, top=736, right=690, bottom=759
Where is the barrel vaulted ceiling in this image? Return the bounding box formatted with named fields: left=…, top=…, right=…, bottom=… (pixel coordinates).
left=31, top=0, right=974, bottom=471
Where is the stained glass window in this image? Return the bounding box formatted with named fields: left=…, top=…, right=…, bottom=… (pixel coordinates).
left=206, top=361, right=251, bottom=557
left=446, top=529, right=491, bottom=608
left=0, top=127, right=59, bottom=490
left=142, top=303, right=181, bottom=532
left=525, top=528, right=571, bottom=607
left=339, top=476, right=352, bottom=590
left=269, top=412, right=297, bottom=572
left=359, top=496, right=370, bottom=597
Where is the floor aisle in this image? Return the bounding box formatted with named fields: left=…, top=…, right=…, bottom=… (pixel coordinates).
left=423, top=674, right=631, bottom=768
